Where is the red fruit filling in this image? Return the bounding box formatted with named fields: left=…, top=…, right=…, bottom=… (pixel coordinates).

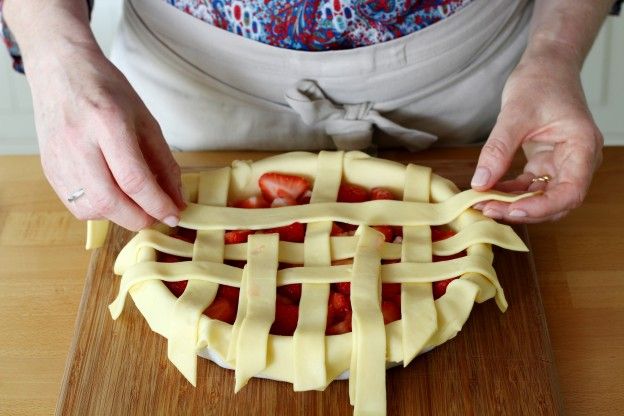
left=259, top=172, right=311, bottom=203
left=157, top=176, right=466, bottom=336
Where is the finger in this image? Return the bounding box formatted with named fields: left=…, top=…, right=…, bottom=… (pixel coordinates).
left=478, top=199, right=569, bottom=223
left=53, top=145, right=155, bottom=230
left=496, top=207, right=569, bottom=224
left=136, top=113, right=186, bottom=209
left=471, top=112, right=527, bottom=191
left=507, top=143, right=594, bottom=218
left=472, top=172, right=534, bottom=211
left=492, top=172, right=536, bottom=193
left=506, top=182, right=583, bottom=218
left=98, top=123, right=181, bottom=227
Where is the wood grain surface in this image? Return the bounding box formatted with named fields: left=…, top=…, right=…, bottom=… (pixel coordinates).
left=1, top=148, right=622, bottom=416
left=55, top=156, right=562, bottom=415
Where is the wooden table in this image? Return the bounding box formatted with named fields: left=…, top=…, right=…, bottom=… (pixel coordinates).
left=1, top=148, right=622, bottom=415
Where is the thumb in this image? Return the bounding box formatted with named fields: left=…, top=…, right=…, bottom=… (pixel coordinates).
left=471, top=115, right=525, bottom=191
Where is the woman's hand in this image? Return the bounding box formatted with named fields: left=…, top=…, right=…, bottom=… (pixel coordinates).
left=4, top=0, right=185, bottom=231
left=471, top=45, right=603, bottom=223
left=28, top=47, right=185, bottom=230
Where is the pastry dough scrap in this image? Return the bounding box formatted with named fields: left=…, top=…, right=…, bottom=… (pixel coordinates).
left=106, top=151, right=532, bottom=416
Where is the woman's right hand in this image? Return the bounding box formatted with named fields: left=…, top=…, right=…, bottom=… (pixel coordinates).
left=27, top=47, right=185, bottom=230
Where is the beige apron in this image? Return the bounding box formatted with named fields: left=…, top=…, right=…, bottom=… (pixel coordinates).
left=111, top=0, right=533, bottom=151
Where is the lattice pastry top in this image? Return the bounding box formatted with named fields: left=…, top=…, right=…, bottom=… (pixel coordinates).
left=105, top=151, right=531, bottom=416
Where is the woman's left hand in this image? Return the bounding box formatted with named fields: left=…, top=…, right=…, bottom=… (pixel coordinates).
left=470, top=46, right=603, bottom=223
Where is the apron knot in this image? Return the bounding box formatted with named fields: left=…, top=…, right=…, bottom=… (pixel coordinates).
left=285, top=80, right=437, bottom=151
left=343, top=102, right=373, bottom=121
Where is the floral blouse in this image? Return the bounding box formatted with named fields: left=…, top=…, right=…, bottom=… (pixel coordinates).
left=1, top=0, right=623, bottom=73
left=166, top=0, right=471, bottom=51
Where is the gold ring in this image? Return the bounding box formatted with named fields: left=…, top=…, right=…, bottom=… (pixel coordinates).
left=531, top=175, right=552, bottom=184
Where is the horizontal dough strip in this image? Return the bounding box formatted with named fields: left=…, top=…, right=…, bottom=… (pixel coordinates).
left=179, top=190, right=534, bottom=230
left=109, top=254, right=495, bottom=320
left=114, top=220, right=527, bottom=274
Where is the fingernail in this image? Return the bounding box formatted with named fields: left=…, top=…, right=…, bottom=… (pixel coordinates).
left=471, top=167, right=491, bottom=187
left=484, top=209, right=502, bottom=219
left=163, top=215, right=179, bottom=227
left=509, top=209, right=527, bottom=217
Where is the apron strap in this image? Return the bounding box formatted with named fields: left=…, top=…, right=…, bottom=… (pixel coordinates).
left=285, top=80, right=438, bottom=151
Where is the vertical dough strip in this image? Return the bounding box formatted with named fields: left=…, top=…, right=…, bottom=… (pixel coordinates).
left=168, top=168, right=230, bottom=385
left=400, top=164, right=437, bottom=365
left=294, top=150, right=344, bottom=391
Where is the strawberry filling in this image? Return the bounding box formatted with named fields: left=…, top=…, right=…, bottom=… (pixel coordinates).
left=157, top=175, right=465, bottom=336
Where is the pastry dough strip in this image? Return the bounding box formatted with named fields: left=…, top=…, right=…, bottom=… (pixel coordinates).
left=114, top=220, right=526, bottom=275
left=179, top=190, right=535, bottom=230
left=110, top=254, right=499, bottom=320
left=234, top=234, right=279, bottom=391
left=294, top=150, right=343, bottom=391
left=168, top=169, right=229, bottom=385
left=400, top=164, right=437, bottom=366
left=349, top=226, right=386, bottom=415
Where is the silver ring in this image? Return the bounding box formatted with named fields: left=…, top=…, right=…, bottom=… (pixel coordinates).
left=67, top=188, right=86, bottom=203
left=531, top=175, right=552, bottom=184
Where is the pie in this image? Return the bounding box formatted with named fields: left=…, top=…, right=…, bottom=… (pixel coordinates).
left=98, top=151, right=532, bottom=415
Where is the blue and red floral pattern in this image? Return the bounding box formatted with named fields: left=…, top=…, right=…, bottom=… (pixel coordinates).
left=167, top=0, right=472, bottom=50
left=2, top=1, right=624, bottom=73
left=0, top=0, right=23, bottom=72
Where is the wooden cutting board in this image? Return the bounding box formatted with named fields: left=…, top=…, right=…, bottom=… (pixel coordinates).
left=55, top=155, right=564, bottom=415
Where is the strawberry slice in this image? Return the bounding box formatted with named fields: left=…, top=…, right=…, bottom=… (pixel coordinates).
left=370, top=187, right=396, bottom=200
left=433, top=251, right=466, bottom=262
left=262, top=222, right=306, bottom=243
left=204, top=297, right=237, bottom=324
left=218, top=284, right=240, bottom=301
left=381, top=283, right=401, bottom=299
left=329, top=291, right=351, bottom=318
left=224, top=229, right=253, bottom=244
left=270, top=195, right=298, bottom=207
left=337, top=183, right=369, bottom=203
left=232, top=196, right=270, bottom=209
left=297, top=190, right=312, bottom=205
left=393, top=226, right=403, bottom=239
left=158, top=252, right=189, bottom=263
left=331, top=222, right=346, bottom=236
left=432, top=277, right=458, bottom=300
left=224, top=259, right=247, bottom=269
left=276, top=293, right=294, bottom=305
left=381, top=300, right=401, bottom=324
left=327, top=311, right=352, bottom=335
left=277, top=284, right=302, bottom=304
left=431, top=227, right=456, bottom=242
left=332, top=282, right=351, bottom=296
left=172, top=227, right=197, bottom=243
left=259, top=172, right=310, bottom=203
left=271, top=302, right=299, bottom=336
left=327, top=302, right=338, bottom=326
left=164, top=280, right=188, bottom=297
left=390, top=294, right=401, bottom=307
left=336, top=221, right=358, bottom=232
left=373, top=225, right=394, bottom=242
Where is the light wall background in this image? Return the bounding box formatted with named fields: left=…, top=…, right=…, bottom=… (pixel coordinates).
left=0, top=1, right=622, bottom=154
